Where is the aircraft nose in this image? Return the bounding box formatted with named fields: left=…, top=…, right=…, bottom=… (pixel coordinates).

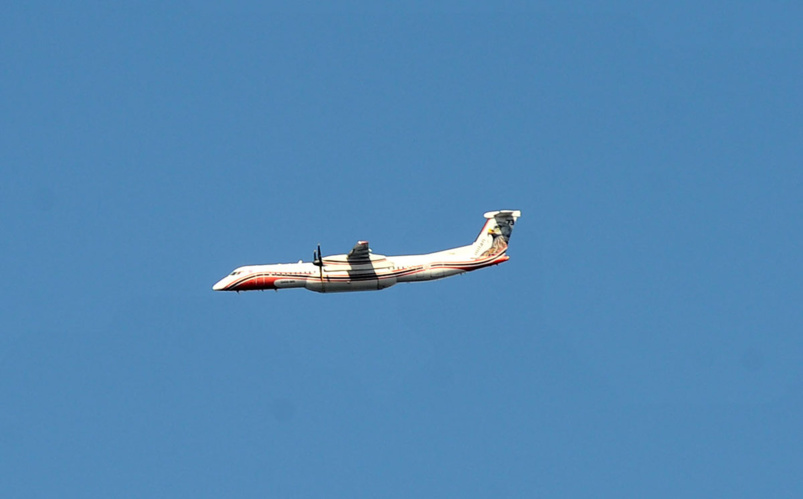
left=212, top=278, right=228, bottom=291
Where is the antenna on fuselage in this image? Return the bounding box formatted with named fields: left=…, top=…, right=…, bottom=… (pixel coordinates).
left=313, top=243, right=323, bottom=281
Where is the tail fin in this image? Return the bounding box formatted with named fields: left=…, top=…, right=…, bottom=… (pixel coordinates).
left=470, top=210, right=521, bottom=259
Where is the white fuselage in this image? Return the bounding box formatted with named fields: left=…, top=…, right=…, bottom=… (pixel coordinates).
left=212, top=245, right=509, bottom=293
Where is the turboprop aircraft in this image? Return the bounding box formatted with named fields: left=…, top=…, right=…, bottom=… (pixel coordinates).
left=212, top=210, right=521, bottom=293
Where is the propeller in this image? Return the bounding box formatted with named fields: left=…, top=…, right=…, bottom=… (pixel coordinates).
left=313, top=243, right=323, bottom=281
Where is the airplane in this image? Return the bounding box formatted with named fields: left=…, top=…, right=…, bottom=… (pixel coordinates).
left=212, top=210, right=521, bottom=293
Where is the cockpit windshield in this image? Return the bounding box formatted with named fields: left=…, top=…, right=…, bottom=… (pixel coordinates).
left=229, top=270, right=243, bottom=276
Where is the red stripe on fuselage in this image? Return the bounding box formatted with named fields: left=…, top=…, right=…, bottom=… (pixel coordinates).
left=227, top=274, right=280, bottom=291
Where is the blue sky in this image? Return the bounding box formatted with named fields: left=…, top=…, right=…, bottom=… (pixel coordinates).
left=2, top=2, right=801, bottom=497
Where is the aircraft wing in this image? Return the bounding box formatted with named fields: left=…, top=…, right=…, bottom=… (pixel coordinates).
left=347, top=240, right=371, bottom=262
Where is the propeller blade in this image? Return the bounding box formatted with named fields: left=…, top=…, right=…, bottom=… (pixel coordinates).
left=317, top=243, right=323, bottom=280
left=313, top=243, right=323, bottom=275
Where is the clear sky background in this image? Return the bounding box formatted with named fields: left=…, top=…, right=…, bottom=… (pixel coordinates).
left=2, top=2, right=801, bottom=497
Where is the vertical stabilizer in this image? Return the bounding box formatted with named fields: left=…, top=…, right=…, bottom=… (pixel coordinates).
left=470, top=210, right=521, bottom=259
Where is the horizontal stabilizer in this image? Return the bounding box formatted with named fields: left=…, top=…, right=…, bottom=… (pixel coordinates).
left=484, top=210, right=521, bottom=220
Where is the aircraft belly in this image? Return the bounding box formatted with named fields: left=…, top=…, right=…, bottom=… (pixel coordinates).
left=304, top=276, right=397, bottom=293
left=405, top=266, right=463, bottom=281
left=433, top=268, right=463, bottom=279
left=274, top=278, right=305, bottom=289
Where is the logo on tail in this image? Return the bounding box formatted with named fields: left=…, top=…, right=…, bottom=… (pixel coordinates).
left=471, top=210, right=521, bottom=258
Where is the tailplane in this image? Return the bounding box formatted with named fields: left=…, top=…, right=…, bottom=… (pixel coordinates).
left=470, top=210, right=521, bottom=259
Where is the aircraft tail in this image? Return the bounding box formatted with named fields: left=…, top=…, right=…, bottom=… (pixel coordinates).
left=470, top=210, right=521, bottom=259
